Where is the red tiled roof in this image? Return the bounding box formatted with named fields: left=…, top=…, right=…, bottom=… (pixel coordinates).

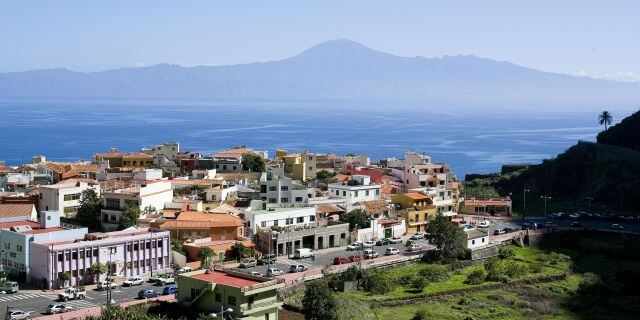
left=315, top=204, right=343, bottom=215
left=0, top=204, right=35, bottom=218
left=464, top=198, right=511, bottom=206
left=402, top=192, right=430, bottom=201
left=191, top=270, right=260, bottom=288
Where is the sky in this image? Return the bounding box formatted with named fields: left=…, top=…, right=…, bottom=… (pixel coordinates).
left=1, top=1, right=639, bottom=82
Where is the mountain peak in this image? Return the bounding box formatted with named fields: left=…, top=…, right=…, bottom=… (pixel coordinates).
left=293, top=38, right=393, bottom=60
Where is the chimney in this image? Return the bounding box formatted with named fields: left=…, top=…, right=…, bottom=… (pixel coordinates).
left=40, top=211, right=61, bottom=229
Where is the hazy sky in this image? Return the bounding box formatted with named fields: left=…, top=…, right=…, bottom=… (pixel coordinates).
left=2, top=1, right=639, bottom=82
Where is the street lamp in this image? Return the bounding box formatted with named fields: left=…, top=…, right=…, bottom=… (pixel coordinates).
left=523, top=188, right=530, bottom=221
left=586, top=197, right=594, bottom=215
left=210, top=307, right=234, bottom=319
left=540, top=195, right=552, bottom=218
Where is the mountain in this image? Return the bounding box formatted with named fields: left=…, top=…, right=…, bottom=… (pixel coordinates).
left=597, top=110, right=640, bottom=152
left=1, top=39, right=639, bottom=105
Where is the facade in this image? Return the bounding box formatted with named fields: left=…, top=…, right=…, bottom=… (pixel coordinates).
left=403, top=207, right=437, bottom=233
left=182, top=238, right=254, bottom=264
left=243, top=201, right=317, bottom=236
left=149, top=211, right=246, bottom=241
left=101, top=180, right=173, bottom=229
left=465, top=228, right=489, bottom=249
left=177, top=269, right=284, bottom=320
left=259, top=166, right=308, bottom=205
left=282, top=152, right=316, bottom=181
left=38, top=181, right=100, bottom=219
left=255, top=220, right=349, bottom=255
left=30, top=227, right=171, bottom=289
left=122, top=152, right=155, bottom=168
left=461, top=197, right=512, bottom=216
left=355, top=218, right=406, bottom=242
left=391, top=192, right=432, bottom=210
left=141, top=142, right=180, bottom=159
left=327, top=175, right=381, bottom=212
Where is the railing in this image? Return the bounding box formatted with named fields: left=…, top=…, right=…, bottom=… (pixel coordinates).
left=241, top=299, right=280, bottom=312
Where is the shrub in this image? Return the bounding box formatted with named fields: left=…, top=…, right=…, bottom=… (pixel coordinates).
left=411, top=277, right=428, bottom=292
left=397, top=274, right=415, bottom=285
left=484, top=257, right=504, bottom=281
left=498, top=247, right=515, bottom=259
left=499, top=275, right=511, bottom=284
left=411, top=309, right=428, bottom=320
left=465, top=269, right=486, bottom=285
left=578, top=272, right=604, bottom=295
left=529, top=262, right=543, bottom=273
left=362, top=270, right=394, bottom=295
left=503, top=261, right=529, bottom=279
left=419, top=265, right=450, bottom=282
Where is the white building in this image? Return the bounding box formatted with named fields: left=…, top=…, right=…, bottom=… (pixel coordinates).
left=133, top=169, right=164, bottom=181
left=259, top=166, right=308, bottom=205
left=243, top=200, right=317, bottom=236
left=328, top=175, right=381, bottom=212
left=205, top=185, right=254, bottom=202
left=141, top=142, right=180, bottom=159
left=192, top=169, right=216, bottom=179
left=101, top=180, right=173, bottom=229
left=465, top=228, right=489, bottom=249
left=355, top=218, right=406, bottom=242
left=38, top=181, right=101, bottom=219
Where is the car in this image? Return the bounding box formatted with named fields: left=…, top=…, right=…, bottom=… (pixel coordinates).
left=388, top=236, right=403, bottom=244
left=249, top=271, right=262, bottom=276
left=257, top=254, right=277, bottom=265
left=96, top=280, right=117, bottom=291
left=0, top=281, right=19, bottom=293
left=478, top=220, right=491, bottom=228
left=294, top=248, right=314, bottom=259
left=162, top=286, right=178, bottom=295
left=570, top=221, right=584, bottom=229
left=569, top=213, right=581, bottom=219
left=5, top=309, right=30, bottom=320
left=177, top=267, right=193, bottom=274
left=58, top=287, right=86, bottom=301
left=405, top=239, right=417, bottom=247
left=346, top=243, right=361, bottom=251
left=349, top=254, right=363, bottom=262
left=547, top=213, right=558, bottom=219
left=47, top=304, right=73, bottom=314
left=385, top=247, right=400, bottom=255
left=123, top=276, right=144, bottom=286
left=363, top=249, right=379, bottom=259
left=138, top=289, right=159, bottom=299
left=239, top=258, right=257, bottom=268
left=362, top=241, right=375, bottom=248
left=543, top=221, right=556, bottom=228
left=148, top=273, right=165, bottom=283
left=289, top=264, right=308, bottom=273
left=493, top=229, right=506, bottom=235
left=503, top=227, right=515, bottom=233
left=410, top=232, right=425, bottom=240
left=155, top=274, right=175, bottom=285
left=611, top=224, right=625, bottom=231
left=375, top=238, right=390, bottom=246
left=406, top=244, right=422, bottom=252
left=267, top=267, right=284, bottom=277
left=333, top=257, right=350, bottom=265
left=522, top=223, right=533, bottom=230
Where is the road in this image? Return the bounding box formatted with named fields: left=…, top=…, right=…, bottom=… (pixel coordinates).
left=0, top=280, right=174, bottom=319
left=462, top=214, right=640, bottom=235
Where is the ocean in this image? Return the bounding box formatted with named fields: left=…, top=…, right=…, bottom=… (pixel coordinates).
left=0, top=100, right=619, bottom=178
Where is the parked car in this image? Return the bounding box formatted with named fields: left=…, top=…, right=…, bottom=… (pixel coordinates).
left=410, top=232, right=425, bottom=240
left=258, top=254, right=277, bottom=265
left=96, top=280, right=117, bottom=291
left=123, top=276, right=144, bottom=287
left=406, top=244, right=422, bottom=252
left=333, top=257, right=350, bottom=265
left=346, top=243, right=361, bottom=251
left=47, top=304, right=73, bottom=314
left=611, top=224, right=624, bottom=231
left=385, top=247, right=400, bottom=255
left=289, top=264, right=308, bottom=273
left=0, top=281, right=19, bottom=294
left=363, top=249, right=379, bottom=259
left=239, top=258, right=257, bottom=268
left=569, top=213, right=581, bottom=219
left=388, top=236, right=403, bottom=244
left=522, top=223, right=533, bottom=230
left=503, top=227, right=515, bottom=233
left=405, top=239, right=417, bottom=247
left=138, top=289, right=159, bottom=299
left=177, top=267, right=192, bottom=274
left=58, top=287, right=87, bottom=301
left=148, top=273, right=165, bottom=283
left=547, top=213, right=558, bottom=219
left=375, top=238, right=390, bottom=246
left=294, top=248, right=314, bottom=259
left=155, top=274, right=175, bottom=285
left=570, top=221, right=584, bottom=229
left=362, top=241, right=375, bottom=248
left=267, top=267, right=284, bottom=277
left=493, top=229, right=506, bottom=235
left=162, top=286, right=178, bottom=295
left=250, top=271, right=262, bottom=276
left=349, top=254, right=363, bottom=262
left=478, top=220, right=491, bottom=228
left=5, top=309, right=30, bottom=320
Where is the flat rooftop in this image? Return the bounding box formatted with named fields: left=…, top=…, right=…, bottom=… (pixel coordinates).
left=191, top=270, right=260, bottom=288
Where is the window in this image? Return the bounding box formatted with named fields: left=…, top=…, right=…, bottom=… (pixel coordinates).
left=134, top=261, right=139, bottom=268
left=281, top=197, right=289, bottom=203
left=106, top=198, right=120, bottom=209
left=310, top=215, right=316, bottom=222
left=16, top=245, right=23, bottom=253
left=215, top=293, right=221, bottom=302
left=72, top=252, right=78, bottom=259
left=482, top=238, right=485, bottom=243
left=93, top=249, right=98, bottom=256
left=335, top=190, right=339, bottom=196
left=354, top=191, right=359, bottom=197
left=296, top=217, right=304, bottom=223
left=273, top=220, right=279, bottom=226
left=72, top=270, right=78, bottom=277
left=365, top=190, right=370, bottom=196
left=146, top=242, right=151, bottom=249
left=376, top=189, right=380, bottom=195
left=342, top=191, right=346, bottom=197
left=63, top=206, right=78, bottom=214
left=228, top=296, right=236, bottom=306
left=65, top=252, right=70, bottom=260
left=295, top=197, right=303, bottom=202
left=286, top=218, right=293, bottom=225
left=3, top=243, right=9, bottom=250
left=134, top=243, right=139, bottom=250
left=63, top=193, right=81, bottom=201
left=281, top=186, right=288, bottom=191
left=80, top=251, right=85, bottom=258
left=153, top=241, right=157, bottom=248
left=158, top=239, right=163, bottom=247
left=127, top=244, right=132, bottom=251
left=261, top=221, right=267, bottom=228
left=268, top=198, right=277, bottom=204
left=268, top=186, right=277, bottom=191
left=223, top=165, right=227, bottom=170
left=472, top=240, right=476, bottom=245
left=110, top=215, right=117, bottom=222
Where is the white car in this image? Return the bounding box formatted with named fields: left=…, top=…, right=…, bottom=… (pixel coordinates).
left=156, top=274, right=175, bottom=285
left=239, top=258, right=257, bottom=268
left=362, top=241, right=375, bottom=248
left=363, top=249, right=379, bottom=259
left=250, top=271, right=262, bottom=276
left=6, top=310, right=30, bottom=320
left=410, top=232, right=425, bottom=240
left=385, top=247, right=400, bottom=255
left=478, top=220, right=491, bottom=228
left=123, top=276, right=144, bottom=286
left=96, top=280, right=117, bottom=291
left=47, top=304, right=73, bottom=314
left=406, top=244, right=422, bottom=252
left=388, top=236, right=403, bottom=244
left=346, top=243, right=361, bottom=251
left=267, top=267, right=284, bottom=277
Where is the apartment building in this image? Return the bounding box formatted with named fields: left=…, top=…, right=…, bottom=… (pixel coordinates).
left=259, top=165, right=308, bottom=205
left=141, top=141, right=180, bottom=159
left=327, top=175, right=381, bottom=212
left=149, top=210, right=246, bottom=241
left=101, top=180, right=173, bottom=229
left=461, top=197, right=512, bottom=216
left=281, top=151, right=317, bottom=181
left=30, top=227, right=171, bottom=289
left=38, top=180, right=100, bottom=219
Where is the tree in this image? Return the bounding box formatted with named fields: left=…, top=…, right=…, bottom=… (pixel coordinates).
left=316, top=170, right=335, bottom=181
left=425, top=213, right=467, bottom=261
left=418, top=265, right=450, bottom=282
left=411, top=309, right=429, bottom=320
left=76, top=189, right=102, bottom=230
left=598, top=110, right=613, bottom=131
left=484, top=257, right=504, bottom=281
left=118, top=203, right=141, bottom=229
left=302, top=280, right=338, bottom=320
left=90, top=262, right=108, bottom=283
left=362, top=269, right=394, bottom=295
left=197, top=247, right=214, bottom=265
left=411, top=276, right=428, bottom=292
left=241, top=153, right=265, bottom=173
left=228, top=242, right=251, bottom=261
left=339, top=209, right=369, bottom=231
left=465, top=269, right=486, bottom=284
left=171, top=239, right=185, bottom=255
left=59, top=271, right=71, bottom=287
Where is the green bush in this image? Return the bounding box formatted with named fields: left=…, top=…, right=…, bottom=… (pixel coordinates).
left=503, top=261, right=529, bottom=279
left=578, top=272, right=604, bottom=295
left=362, top=270, right=394, bottom=295
left=464, top=269, right=486, bottom=285
left=484, top=257, right=504, bottom=281
left=529, top=262, right=543, bottom=273
left=411, top=277, right=428, bottom=292
left=411, top=309, right=429, bottom=320
left=418, top=265, right=450, bottom=282
left=397, top=274, right=415, bottom=285
left=498, top=247, right=515, bottom=259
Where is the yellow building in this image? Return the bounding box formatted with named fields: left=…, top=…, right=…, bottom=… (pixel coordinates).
left=451, top=182, right=460, bottom=212
left=405, top=206, right=437, bottom=233
left=122, top=152, right=154, bottom=168
left=391, top=192, right=432, bottom=209
left=282, top=152, right=316, bottom=181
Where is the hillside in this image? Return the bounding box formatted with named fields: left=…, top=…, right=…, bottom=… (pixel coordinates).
left=1, top=39, right=639, bottom=106
left=597, top=109, right=640, bottom=152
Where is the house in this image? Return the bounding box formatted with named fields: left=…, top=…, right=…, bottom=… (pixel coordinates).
left=327, top=175, right=381, bottom=212
left=38, top=180, right=101, bottom=219
left=259, top=165, right=308, bottom=205
left=280, top=151, right=316, bottom=181
left=355, top=217, right=406, bottom=242
left=182, top=238, right=254, bottom=264
left=37, top=162, right=101, bottom=184
left=149, top=211, right=246, bottom=241
left=0, top=203, right=37, bottom=222
left=94, top=150, right=155, bottom=168
left=0, top=211, right=88, bottom=280
left=403, top=206, right=437, bottom=233
left=100, top=180, right=173, bottom=229
left=141, top=142, right=180, bottom=159
left=465, top=228, right=489, bottom=249
left=357, top=199, right=391, bottom=219
left=391, top=192, right=432, bottom=210
left=206, top=185, right=255, bottom=202
left=461, top=197, right=513, bottom=216
left=243, top=201, right=317, bottom=236
left=176, top=268, right=284, bottom=320
left=30, top=227, right=171, bottom=289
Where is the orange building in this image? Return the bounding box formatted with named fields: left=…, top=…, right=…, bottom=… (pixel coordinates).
left=150, top=211, right=246, bottom=241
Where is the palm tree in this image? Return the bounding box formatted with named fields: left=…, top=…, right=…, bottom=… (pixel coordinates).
left=598, top=111, right=613, bottom=131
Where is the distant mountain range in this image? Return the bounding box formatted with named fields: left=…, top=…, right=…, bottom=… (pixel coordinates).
left=1, top=39, right=639, bottom=106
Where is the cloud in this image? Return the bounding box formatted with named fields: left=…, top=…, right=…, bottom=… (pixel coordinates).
left=134, top=62, right=146, bottom=68
left=602, top=70, right=640, bottom=83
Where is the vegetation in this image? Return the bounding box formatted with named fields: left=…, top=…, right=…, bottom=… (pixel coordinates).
left=316, top=169, right=335, bottom=180
left=418, top=264, right=450, bottom=282
left=598, top=110, right=613, bottom=131
left=425, top=213, right=467, bottom=262
left=462, top=178, right=501, bottom=198
left=90, top=262, right=108, bottom=282
left=339, top=209, right=369, bottom=231
left=362, top=269, right=394, bottom=295
left=75, top=189, right=102, bottom=230
left=302, top=280, right=338, bottom=320
left=228, top=242, right=251, bottom=261
left=171, top=239, right=185, bottom=255
left=464, top=269, right=486, bottom=284
left=597, top=108, right=640, bottom=152
left=118, top=202, right=141, bottom=229
left=174, top=185, right=207, bottom=198
left=241, top=153, right=265, bottom=172
left=197, top=247, right=214, bottom=264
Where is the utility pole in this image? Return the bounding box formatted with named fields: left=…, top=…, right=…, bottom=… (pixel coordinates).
left=586, top=196, right=594, bottom=229
left=523, top=188, right=530, bottom=221
left=540, top=195, right=551, bottom=218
